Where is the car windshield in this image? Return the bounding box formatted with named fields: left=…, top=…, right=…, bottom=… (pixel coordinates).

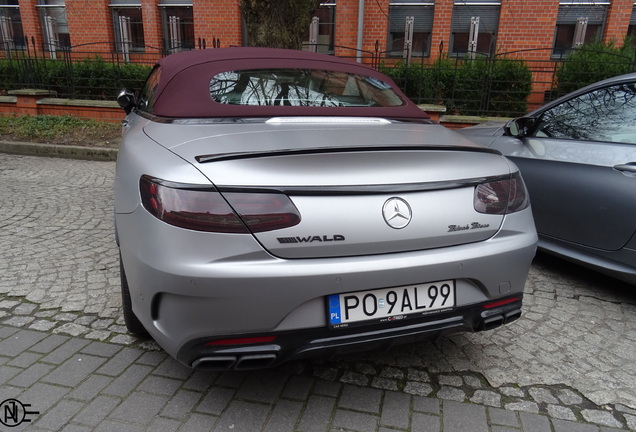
left=209, top=68, right=405, bottom=108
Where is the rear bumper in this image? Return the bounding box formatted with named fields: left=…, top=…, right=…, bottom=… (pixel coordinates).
left=117, top=206, right=537, bottom=366
left=178, top=298, right=523, bottom=370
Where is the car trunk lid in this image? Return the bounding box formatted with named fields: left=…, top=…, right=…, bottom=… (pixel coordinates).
left=144, top=120, right=512, bottom=258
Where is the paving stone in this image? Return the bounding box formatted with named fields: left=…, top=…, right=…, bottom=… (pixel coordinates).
left=297, top=395, right=336, bottom=432
left=437, top=386, right=466, bottom=402
left=313, top=379, right=342, bottom=398
left=68, top=374, right=114, bottom=402
left=177, top=412, right=219, bottom=432
left=547, top=405, right=577, bottom=421
left=505, top=400, right=540, bottom=414
left=33, top=399, right=85, bottom=431
left=519, top=412, right=553, bottom=432
left=338, top=385, right=382, bottom=413
left=552, top=418, right=601, bottom=432
left=339, top=371, right=369, bottom=386
left=403, top=381, right=433, bottom=396
left=413, top=396, right=440, bottom=415
left=332, top=409, right=379, bottom=432
left=0, top=329, right=48, bottom=357
left=18, top=382, right=72, bottom=414
left=101, top=364, right=153, bottom=397
left=442, top=401, right=488, bottom=432
left=529, top=387, right=559, bottom=404
left=488, top=407, right=520, bottom=427
left=380, top=391, right=410, bottom=430
left=40, top=338, right=90, bottom=365
left=80, top=341, right=123, bottom=358
left=236, top=370, right=288, bottom=404
left=411, top=412, right=440, bottom=431
left=262, top=399, right=304, bottom=432
left=110, top=391, right=169, bottom=425
left=196, top=386, right=235, bottom=416
left=211, top=400, right=270, bottom=432
left=7, top=351, right=42, bottom=368
left=471, top=390, right=501, bottom=407
left=282, top=375, right=314, bottom=400
left=9, top=362, right=55, bottom=387
left=161, top=390, right=204, bottom=420
left=29, top=334, right=70, bottom=354
left=581, top=409, right=623, bottom=428
left=42, top=354, right=107, bottom=387
left=146, top=417, right=181, bottom=432
left=95, top=347, right=143, bottom=376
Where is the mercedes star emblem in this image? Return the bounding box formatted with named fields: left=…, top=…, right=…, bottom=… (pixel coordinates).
left=382, top=197, right=412, bottom=229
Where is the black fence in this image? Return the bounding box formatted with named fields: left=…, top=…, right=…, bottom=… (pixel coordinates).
left=2, top=39, right=635, bottom=117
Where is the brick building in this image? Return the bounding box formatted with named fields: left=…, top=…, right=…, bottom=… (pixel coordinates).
left=1, top=0, right=635, bottom=64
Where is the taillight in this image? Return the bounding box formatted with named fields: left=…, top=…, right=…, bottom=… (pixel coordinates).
left=139, top=176, right=301, bottom=233
left=474, top=172, right=530, bottom=215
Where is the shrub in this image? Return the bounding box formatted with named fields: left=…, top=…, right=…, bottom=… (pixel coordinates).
left=381, top=55, right=532, bottom=117
left=553, top=39, right=636, bottom=97
left=0, top=56, right=151, bottom=99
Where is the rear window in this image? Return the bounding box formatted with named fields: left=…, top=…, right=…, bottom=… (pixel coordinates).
left=209, top=68, right=405, bottom=108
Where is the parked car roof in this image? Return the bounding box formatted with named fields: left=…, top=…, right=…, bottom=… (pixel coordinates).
left=149, top=47, right=429, bottom=120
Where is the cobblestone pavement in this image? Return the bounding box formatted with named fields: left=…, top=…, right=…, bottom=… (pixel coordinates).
left=1, top=152, right=636, bottom=431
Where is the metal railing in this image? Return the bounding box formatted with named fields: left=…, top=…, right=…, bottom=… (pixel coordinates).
left=2, top=40, right=635, bottom=116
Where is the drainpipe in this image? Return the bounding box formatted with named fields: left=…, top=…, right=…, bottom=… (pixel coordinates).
left=356, top=0, right=364, bottom=62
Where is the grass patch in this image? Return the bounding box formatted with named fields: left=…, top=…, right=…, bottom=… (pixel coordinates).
left=0, top=115, right=121, bottom=148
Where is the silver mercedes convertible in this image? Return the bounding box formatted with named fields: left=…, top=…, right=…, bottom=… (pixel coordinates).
left=115, top=47, right=537, bottom=370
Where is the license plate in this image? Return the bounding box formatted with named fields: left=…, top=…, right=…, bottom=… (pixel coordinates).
left=328, top=280, right=455, bottom=328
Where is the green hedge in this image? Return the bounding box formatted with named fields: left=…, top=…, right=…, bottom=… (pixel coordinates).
left=553, top=40, right=636, bottom=97
left=382, top=55, right=532, bottom=117
left=0, top=56, right=151, bottom=100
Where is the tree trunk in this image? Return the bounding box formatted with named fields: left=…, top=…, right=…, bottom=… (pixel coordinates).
left=240, top=0, right=322, bottom=50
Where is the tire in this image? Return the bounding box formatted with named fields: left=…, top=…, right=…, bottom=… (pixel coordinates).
left=120, top=253, right=150, bottom=337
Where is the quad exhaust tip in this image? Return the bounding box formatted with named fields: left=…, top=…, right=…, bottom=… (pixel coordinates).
left=192, top=354, right=277, bottom=371
left=480, top=308, right=522, bottom=331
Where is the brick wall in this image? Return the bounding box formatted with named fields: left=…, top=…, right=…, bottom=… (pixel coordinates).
left=604, top=0, right=633, bottom=42
left=193, top=0, right=242, bottom=48
left=496, top=0, right=560, bottom=60
left=66, top=0, right=112, bottom=52
left=431, top=0, right=453, bottom=59
left=12, top=0, right=636, bottom=61
left=16, top=0, right=43, bottom=50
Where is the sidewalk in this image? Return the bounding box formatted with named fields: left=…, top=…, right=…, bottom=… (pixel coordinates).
left=1, top=323, right=631, bottom=432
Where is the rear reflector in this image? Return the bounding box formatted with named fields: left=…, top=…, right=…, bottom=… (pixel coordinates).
left=483, top=297, right=521, bottom=309
left=140, top=176, right=300, bottom=233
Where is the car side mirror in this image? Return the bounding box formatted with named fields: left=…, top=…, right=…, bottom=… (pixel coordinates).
left=117, top=89, right=137, bottom=115
left=504, top=118, right=535, bottom=138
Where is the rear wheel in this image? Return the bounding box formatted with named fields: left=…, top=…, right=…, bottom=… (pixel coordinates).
left=120, top=253, right=150, bottom=337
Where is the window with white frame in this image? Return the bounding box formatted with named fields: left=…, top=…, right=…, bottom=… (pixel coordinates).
left=450, top=0, right=500, bottom=58
left=552, top=1, right=609, bottom=57
left=303, top=0, right=335, bottom=54
left=387, top=0, right=434, bottom=59
left=0, top=0, right=24, bottom=51
left=38, top=0, right=71, bottom=57
left=160, top=1, right=194, bottom=53
left=111, top=0, right=145, bottom=59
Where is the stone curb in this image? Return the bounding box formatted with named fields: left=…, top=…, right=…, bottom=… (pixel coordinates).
left=0, top=140, right=118, bottom=161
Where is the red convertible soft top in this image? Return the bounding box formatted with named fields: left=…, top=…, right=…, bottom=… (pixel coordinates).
left=149, top=47, right=429, bottom=120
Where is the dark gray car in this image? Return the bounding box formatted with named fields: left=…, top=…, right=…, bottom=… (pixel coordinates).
left=458, top=73, right=636, bottom=285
